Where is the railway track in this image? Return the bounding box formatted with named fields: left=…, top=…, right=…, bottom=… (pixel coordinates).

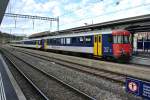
left=1, top=48, right=96, bottom=100
left=1, top=51, right=49, bottom=100
left=10, top=45, right=150, bottom=68
left=3, top=46, right=126, bottom=84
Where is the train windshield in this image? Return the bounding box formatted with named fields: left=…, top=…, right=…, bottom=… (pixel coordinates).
left=113, top=35, right=130, bottom=44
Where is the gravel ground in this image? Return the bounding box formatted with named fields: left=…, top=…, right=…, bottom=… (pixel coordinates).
left=2, top=53, right=45, bottom=100
left=5, top=51, right=88, bottom=100
left=6, top=48, right=142, bottom=100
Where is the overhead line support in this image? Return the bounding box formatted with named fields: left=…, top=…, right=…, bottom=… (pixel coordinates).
left=4, top=13, right=59, bottom=31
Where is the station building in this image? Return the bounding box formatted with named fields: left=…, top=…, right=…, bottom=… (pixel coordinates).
left=134, top=32, right=150, bottom=53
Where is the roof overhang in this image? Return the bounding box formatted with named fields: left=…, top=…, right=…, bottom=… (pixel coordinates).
left=29, top=14, right=150, bottom=38
left=0, top=0, right=9, bottom=25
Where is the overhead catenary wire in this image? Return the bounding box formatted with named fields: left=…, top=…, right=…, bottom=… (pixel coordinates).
left=2, top=0, right=121, bottom=33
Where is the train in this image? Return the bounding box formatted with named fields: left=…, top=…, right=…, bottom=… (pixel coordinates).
left=11, top=29, right=132, bottom=60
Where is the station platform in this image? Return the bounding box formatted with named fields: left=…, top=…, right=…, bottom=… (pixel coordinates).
left=0, top=54, right=26, bottom=100
left=131, top=52, right=150, bottom=66
left=134, top=52, right=150, bottom=58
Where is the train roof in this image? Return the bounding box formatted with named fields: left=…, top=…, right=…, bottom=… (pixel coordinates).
left=112, top=30, right=130, bottom=35
left=15, top=29, right=130, bottom=42
left=11, top=38, right=41, bottom=42
left=43, top=29, right=112, bottom=39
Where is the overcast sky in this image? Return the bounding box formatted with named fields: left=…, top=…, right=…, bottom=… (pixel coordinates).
left=1, top=0, right=150, bottom=36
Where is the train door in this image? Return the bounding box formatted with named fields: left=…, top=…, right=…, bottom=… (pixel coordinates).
left=44, top=39, right=48, bottom=49
left=36, top=40, right=38, bottom=48
left=94, top=34, right=102, bottom=56
left=41, top=39, right=45, bottom=49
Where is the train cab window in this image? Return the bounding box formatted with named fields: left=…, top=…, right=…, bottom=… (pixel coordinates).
left=113, top=35, right=130, bottom=43
left=118, top=36, right=123, bottom=43
left=113, top=36, right=118, bottom=43
left=123, top=36, right=129, bottom=43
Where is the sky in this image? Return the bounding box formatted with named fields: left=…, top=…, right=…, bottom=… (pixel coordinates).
left=1, top=0, right=150, bottom=36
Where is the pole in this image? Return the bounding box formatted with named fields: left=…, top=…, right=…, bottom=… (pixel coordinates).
left=57, top=16, right=59, bottom=32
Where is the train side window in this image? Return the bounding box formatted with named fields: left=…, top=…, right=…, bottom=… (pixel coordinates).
left=52, top=39, right=55, bottom=45
left=47, top=39, right=49, bottom=45
left=85, top=36, right=92, bottom=43
left=61, top=38, right=63, bottom=45
left=108, top=36, right=112, bottom=43
left=54, top=39, right=57, bottom=45
left=66, top=38, right=71, bottom=44
left=33, top=41, right=35, bottom=45
left=79, top=36, right=85, bottom=45
left=63, top=38, right=66, bottom=45
left=56, top=38, right=60, bottom=45
left=72, top=37, right=76, bottom=44
left=49, top=39, right=51, bottom=45
left=79, top=37, right=84, bottom=42
left=50, top=39, right=53, bottom=44
left=58, top=38, right=61, bottom=45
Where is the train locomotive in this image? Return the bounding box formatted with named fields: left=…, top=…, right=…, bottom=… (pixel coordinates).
left=11, top=29, right=132, bottom=60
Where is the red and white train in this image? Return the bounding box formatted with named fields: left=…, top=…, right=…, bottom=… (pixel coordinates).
left=11, top=29, right=132, bottom=60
